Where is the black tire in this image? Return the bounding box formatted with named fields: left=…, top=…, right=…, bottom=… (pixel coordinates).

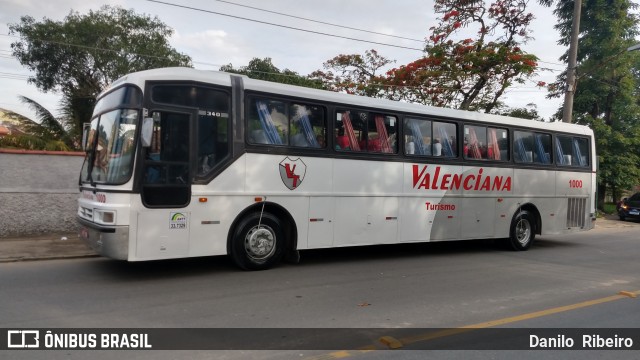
left=508, top=210, right=535, bottom=251
left=619, top=214, right=626, bottom=221
left=230, top=212, right=285, bottom=270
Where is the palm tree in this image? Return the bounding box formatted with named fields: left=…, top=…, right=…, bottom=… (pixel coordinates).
left=0, top=96, right=76, bottom=151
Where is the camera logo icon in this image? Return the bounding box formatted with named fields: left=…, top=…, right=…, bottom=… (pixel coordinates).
left=7, top=330, right=40, bottom=348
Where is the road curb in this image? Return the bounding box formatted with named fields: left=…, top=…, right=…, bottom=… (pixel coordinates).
left=0, top=254, right=99, bottom=263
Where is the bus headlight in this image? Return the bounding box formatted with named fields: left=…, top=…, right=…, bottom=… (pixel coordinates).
left=94, top=210, right=116, bottom=225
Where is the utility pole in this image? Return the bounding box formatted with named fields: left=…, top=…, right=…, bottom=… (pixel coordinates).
left=562, top=0, right=582, bottom=123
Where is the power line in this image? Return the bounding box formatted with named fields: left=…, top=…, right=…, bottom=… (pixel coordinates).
left=0, top=34, right=224, bottom=69
left=1, top=35, right=564, bottom=75
left=0, top=71, right=28, bottom=76
left=538, top=59, right=565, bottom=67
left=3, top=37, right=560, bottom=74
left=0, top=61, right=550, bottom=93
left=199, top=0, right=424, bottom=43
left=145, top=0, right=424, bottom=51
left=0, top=62, right=547, bottom=92
left=0, top=71, right=29, bottom=80
left=0, top=35, right=558, bottom=93
left=143, top=1, right=568, bottom=68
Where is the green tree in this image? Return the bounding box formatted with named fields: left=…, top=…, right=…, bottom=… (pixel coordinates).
left=498, top=103, right=544, bottom=121
left=220, top=57, right=324, bottom=89
left=546, top=0, right=640, bottom=207
left=0, top=96, right=74, bottom=151
left=9, top=5, right=192, bottom=142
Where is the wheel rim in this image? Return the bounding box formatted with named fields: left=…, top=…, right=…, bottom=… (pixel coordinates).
left=244, top=225, right=276, bottom=262
left=515, top=217, right=532, bottom=246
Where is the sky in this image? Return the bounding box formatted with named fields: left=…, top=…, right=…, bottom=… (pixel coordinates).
left=0, top=0, right=567, bottom=123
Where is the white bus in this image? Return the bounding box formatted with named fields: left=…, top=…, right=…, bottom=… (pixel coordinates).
left=78, top=67, right=596, bottom=270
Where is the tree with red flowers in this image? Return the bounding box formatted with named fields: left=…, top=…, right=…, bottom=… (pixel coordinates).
left=309, top=49, right=394, bottom=98
left=384, top=0, right=539, bottom=112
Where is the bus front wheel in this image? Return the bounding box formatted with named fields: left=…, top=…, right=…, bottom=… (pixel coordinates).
left=231, top=212, right=285, bottom=270
left=508, top=210, right=535, bottom=251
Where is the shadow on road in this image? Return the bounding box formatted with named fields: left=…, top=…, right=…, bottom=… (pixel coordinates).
left=87, top=236, right=581, bottom=280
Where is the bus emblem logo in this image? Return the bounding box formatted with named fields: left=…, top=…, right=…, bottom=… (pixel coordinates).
left=279, top=157, right=306, bottom=190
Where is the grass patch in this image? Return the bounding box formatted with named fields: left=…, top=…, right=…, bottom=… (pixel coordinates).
left=602, top=203, right=617, bottom=215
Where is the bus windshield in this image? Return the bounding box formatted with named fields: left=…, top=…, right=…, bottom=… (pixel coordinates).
left=80, top=86, right=142, bottom=185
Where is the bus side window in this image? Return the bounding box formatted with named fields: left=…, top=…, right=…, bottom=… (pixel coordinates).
left=404, top=118, right=432, bottom=156
left=197, top=111, right=230, bottom=176
left=248, top=98, right=287, bottom=145
left=514, top=131, right=533, bottom=163
left=290, top=104, right=326, bottom=149
left=335, top=110, right=364, bottom=152
left=555, top=135, right=574, bottom=166
left=487, top=127, right=508, bottom=161
left=573, top=137, right=589, bottom=167
left=533, top=133, right=551, bottom=164
left=336, top=110, right=396, bottom=153
left=368, top=114, right=397, bottom=153
left=464, top=125, right=487, bottom=160
left=435, top=121, right=457, bottom=157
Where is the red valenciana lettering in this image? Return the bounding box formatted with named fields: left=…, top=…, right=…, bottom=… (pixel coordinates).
left=492, top=176, right=503, bottom=191
left=464, top=175, right=475, bottom=190
left=474, top=168, right=484, bottom=190
left=431, top=166, right=441, bottom=189
left=480, top=176, right=491, bottom=191
left=502, top=177, right=512, bottom=191
left=441, top=174, right=451, bottom=189
left=451, top=173, right=462, bottom=189
left=413, top=165, right=428, bottom=189
left=411, top=165, right=511, bottom=192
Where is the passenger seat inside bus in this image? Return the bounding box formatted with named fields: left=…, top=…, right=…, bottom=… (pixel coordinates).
left=368, top=137, right=381, bottom=152
left=250, top=130, right=269, bottom=144
left=291, top=133, right=310, bottom=147
left=563, top=155, right=572, bottom=165
left=336, top=135, right=350, bottom=149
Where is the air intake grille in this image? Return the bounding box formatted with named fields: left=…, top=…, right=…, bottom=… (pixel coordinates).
left=567, top=197, right=587, bottom=228
left=78, top=206, right=93, bottom=221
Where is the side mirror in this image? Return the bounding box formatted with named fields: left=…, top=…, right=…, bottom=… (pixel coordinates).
left=141, top=117, right=154, bottom=147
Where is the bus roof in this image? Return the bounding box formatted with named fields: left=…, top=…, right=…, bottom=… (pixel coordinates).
left=108, top=67, right=593, bottom=137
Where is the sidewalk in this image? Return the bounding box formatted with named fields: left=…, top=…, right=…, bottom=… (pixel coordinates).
left=0, top=216, right=637, bottom=263
left=0, top=232, right=97, bottom=263
left=594, top=214, right=640, bottom=229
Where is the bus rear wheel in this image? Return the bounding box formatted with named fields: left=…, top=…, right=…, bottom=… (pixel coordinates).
left=231, top=212, right=285, bottom=270
left=508, top=210, right=535, bottom=251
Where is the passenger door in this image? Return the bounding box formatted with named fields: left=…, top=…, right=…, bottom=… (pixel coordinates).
left=141, top=110, right=193, bottom=208
left=137, top=109, right=194, bottom=259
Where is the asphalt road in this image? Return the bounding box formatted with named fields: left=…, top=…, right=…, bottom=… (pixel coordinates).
left=1, top=224, right=639, bottom=359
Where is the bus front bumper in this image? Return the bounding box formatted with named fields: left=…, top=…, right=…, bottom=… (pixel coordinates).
left=78, top=217, right=129, bottom=260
